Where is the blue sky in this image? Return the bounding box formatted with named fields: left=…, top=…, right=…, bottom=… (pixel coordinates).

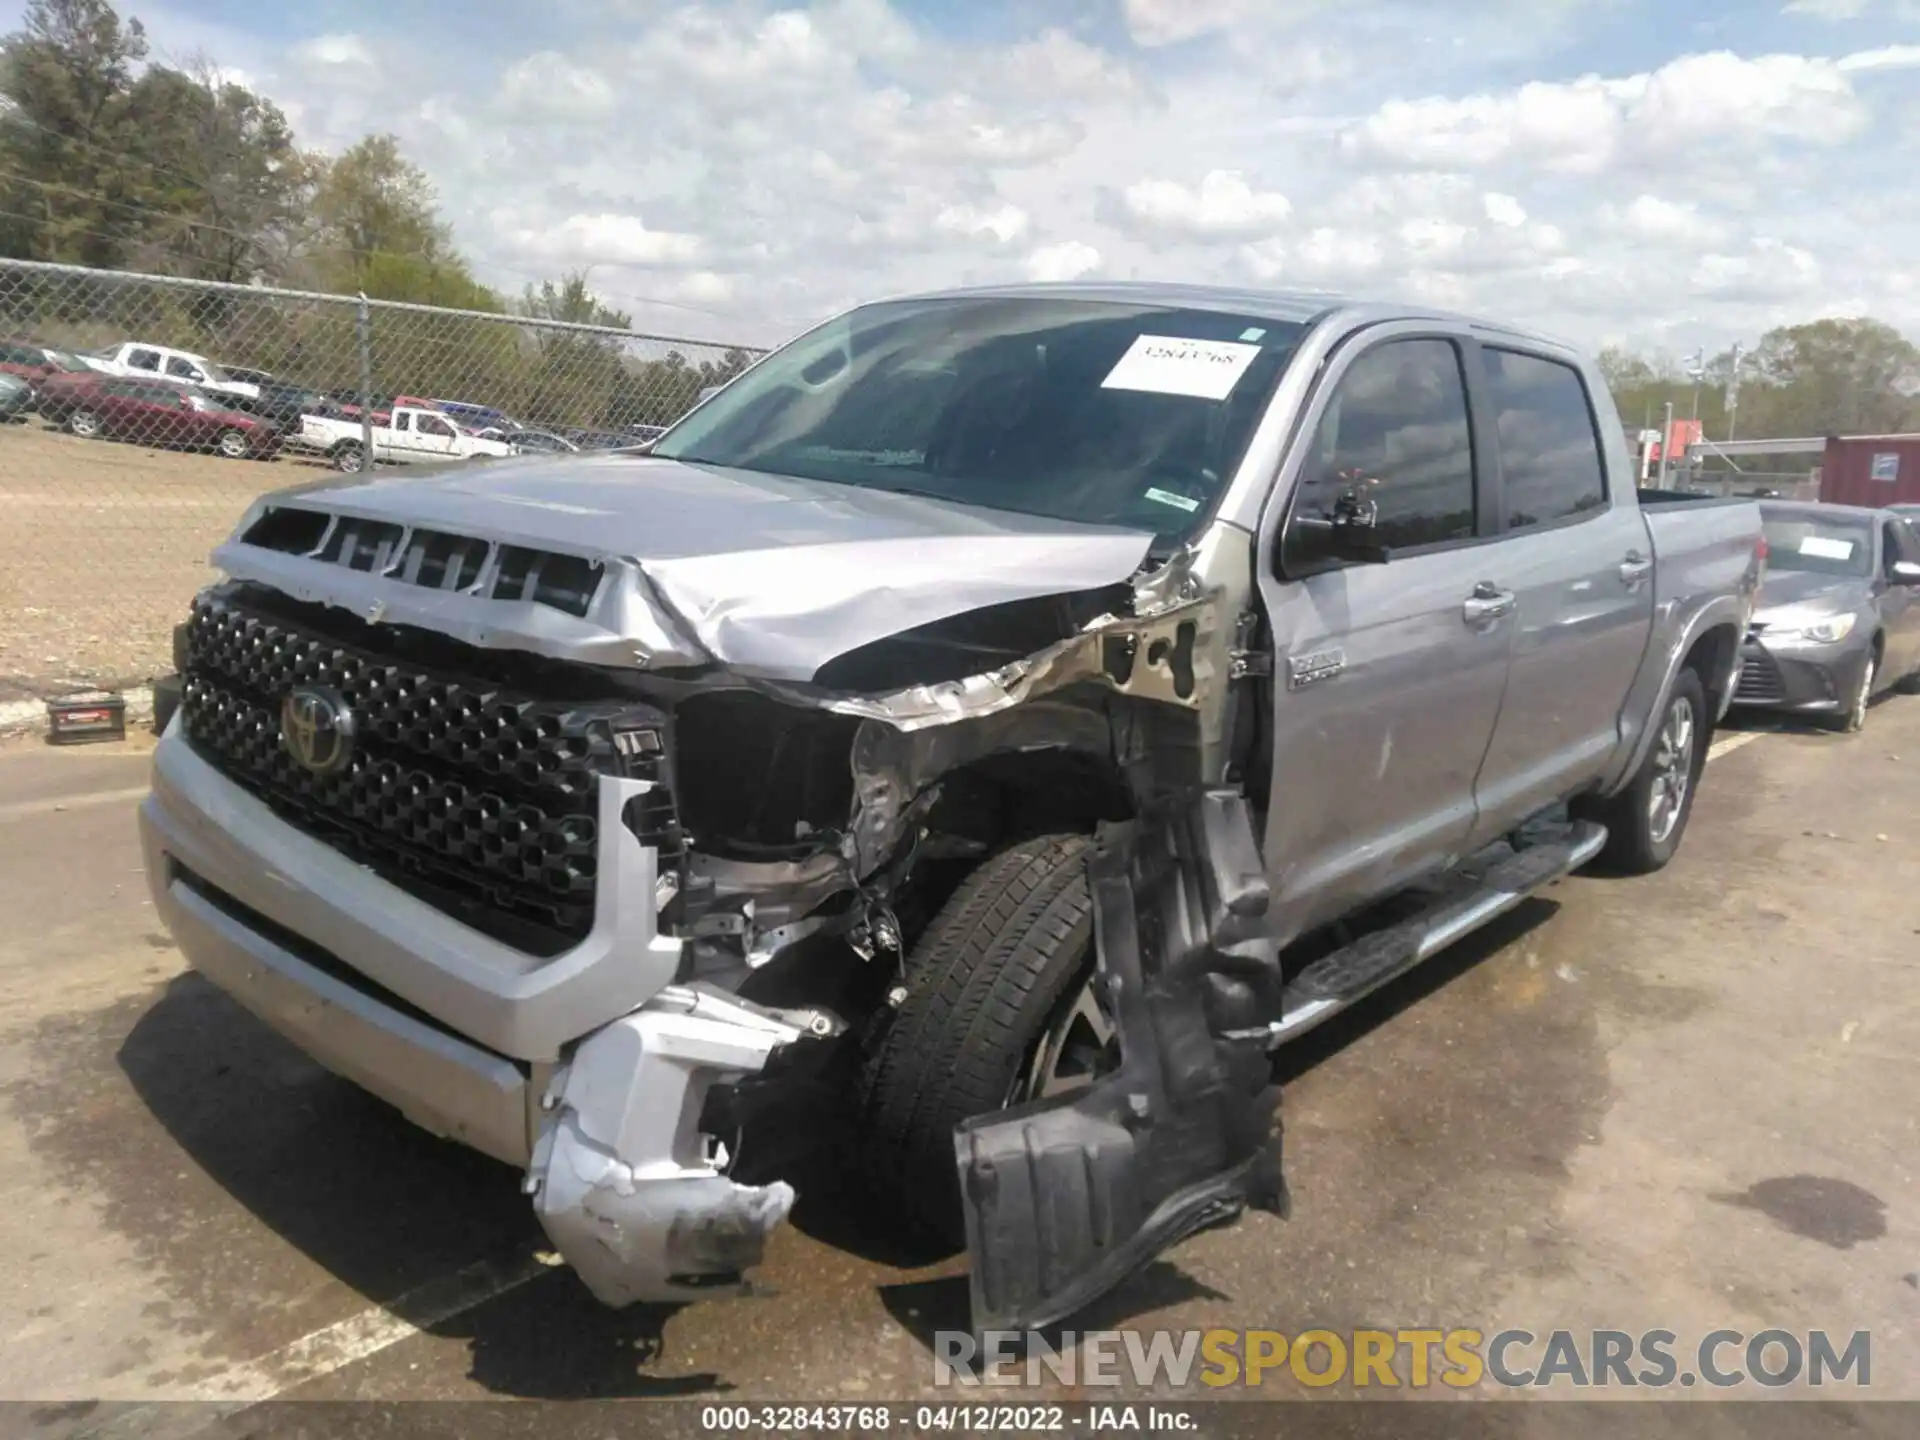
left=4, top=0, right=1917, bottom=352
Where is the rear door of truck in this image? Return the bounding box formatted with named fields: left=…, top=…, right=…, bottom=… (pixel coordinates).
left=1461, top=345, right=1657, bottom=845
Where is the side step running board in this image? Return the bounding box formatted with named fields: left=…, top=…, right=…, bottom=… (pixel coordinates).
left=1256, top=819, right=1609, bottom=1047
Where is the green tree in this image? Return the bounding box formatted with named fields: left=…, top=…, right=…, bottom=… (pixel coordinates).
left=126, top=61, right=314, bottom=283
left=1739, top=318, right=1920, bottom=438
left=0, top=0, right=152, bottom=266
left=517, top=271, right=632, bottom=428
left=303, top=134, right=498, bottom=308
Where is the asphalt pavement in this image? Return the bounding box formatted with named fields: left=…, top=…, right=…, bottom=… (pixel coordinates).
left=0, top=705, right=1915, bottom=1432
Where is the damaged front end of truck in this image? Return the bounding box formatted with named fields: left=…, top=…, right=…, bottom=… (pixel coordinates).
left=172, top=441, right=1289, bottom=1328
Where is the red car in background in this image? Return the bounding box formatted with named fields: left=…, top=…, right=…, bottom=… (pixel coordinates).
left=1, top=339, right=94, bottom=389
left=33, top=372, right=282, bottom=459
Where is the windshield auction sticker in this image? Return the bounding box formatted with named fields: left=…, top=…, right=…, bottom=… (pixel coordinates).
left=1102, top=335, right=1262, bottom=401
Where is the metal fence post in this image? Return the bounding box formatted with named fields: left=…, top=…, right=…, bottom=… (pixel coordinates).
left=356, top=291, right=375, bottom=474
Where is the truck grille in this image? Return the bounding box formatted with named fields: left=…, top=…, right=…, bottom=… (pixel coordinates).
left=1734, top=650, right=1785, bottom=704
left=178, top=588, right=678, bottom=956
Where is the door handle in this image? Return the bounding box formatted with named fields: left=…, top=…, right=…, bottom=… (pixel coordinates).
left=1619, top=551, right=1654, bottom=587
left=1462, top=582, right=1516, bottom=625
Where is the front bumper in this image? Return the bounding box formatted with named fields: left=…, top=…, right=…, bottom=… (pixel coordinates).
left=1731, top=636, right=1871, bottom=714
left=141, top=723, right=808, bottom=1299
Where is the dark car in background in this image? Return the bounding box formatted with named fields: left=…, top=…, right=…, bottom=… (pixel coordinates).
left=34, top=372, right=282, bottom=459
left=217, top=365, right=330, bottom=430
left=562, top=426, right=638, bottom=450
left=0, top=371, right=33, bottom=421
left=1734, top=502, right=1920, bottom=731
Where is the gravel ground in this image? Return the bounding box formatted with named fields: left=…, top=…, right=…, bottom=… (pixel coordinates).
left=0, top=420, right=321, bottom=703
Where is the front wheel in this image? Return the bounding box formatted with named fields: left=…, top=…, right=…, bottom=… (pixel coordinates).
left=215, top=428, right=251, bottom=460
left=1831, top=654, right=1875, bottom=733
left=1576, top=668, right=1708, bottom=875
left=852, top=833, right=1099, bottom=1248
left=67, top=408, right=102, bottom=439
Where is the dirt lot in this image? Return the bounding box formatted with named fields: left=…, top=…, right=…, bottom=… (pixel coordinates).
left=0, top=422, right=322, bottom=703
left=0, top=705, right=1916, bottom=1436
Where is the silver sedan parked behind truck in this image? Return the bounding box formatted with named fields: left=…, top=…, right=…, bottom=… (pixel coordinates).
left=1734, top=502, right=1920, bottom=731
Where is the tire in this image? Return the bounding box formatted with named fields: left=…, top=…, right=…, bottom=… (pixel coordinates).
left=331, top=441, right=365, bottom=473
left=215, top=428, right=251, bottom=460
left=1830, top=652, right=1875, bottom=733
left=67, top=408, right=101, bottom=439
left=1577, top=667, right=1708, bottom=875
left=852, top=833, right=1096, bottom=1248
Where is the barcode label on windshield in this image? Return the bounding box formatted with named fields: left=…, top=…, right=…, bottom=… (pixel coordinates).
left=1102, top=335, right=1262, bottom=401
left=1799, top=537, right=1855, bottom=560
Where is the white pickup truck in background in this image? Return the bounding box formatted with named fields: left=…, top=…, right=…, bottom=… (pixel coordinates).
left=81, top=342, right=261, bottom=402
left=297, top=405, right=518, bottom=472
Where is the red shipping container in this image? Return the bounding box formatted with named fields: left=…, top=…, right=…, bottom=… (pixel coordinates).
left=1820, top=435, right=1920, bottom=507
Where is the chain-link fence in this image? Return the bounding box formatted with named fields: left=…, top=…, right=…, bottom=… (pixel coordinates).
left=0, top=258, right=767, bottom=704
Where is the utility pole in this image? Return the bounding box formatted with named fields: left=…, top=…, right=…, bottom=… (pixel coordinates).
left=1686, top=347, right=1706, bottom=422
left=1725, top=342, right=1743, bottom=444
left=1656, top=401, right=1674, bottom=488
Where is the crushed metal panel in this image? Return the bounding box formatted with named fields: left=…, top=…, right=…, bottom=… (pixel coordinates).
left=804, top=528, right=1251, bottom=744
left=954, top=790, right=1286, bottom=1335
left=640, top=530, right=1157, bottom=682
left=530, top=984, right=834, bottom=1306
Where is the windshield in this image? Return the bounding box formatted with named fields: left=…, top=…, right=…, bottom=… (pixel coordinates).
left=652, top=296, right=1309, bottom=544
left=44, top=349, right=91, bottom=372
left=1761, top=510, right=1873, bottom=578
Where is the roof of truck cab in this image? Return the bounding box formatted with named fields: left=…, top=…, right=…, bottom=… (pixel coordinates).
left=891, top=280, right=1575, bottom=352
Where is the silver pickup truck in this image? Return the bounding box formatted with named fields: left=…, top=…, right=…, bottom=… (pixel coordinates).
left=141, top=284, right=1763, bottom=1333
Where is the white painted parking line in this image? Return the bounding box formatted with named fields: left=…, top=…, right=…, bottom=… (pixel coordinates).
left=200, top=1248, right=554, bottom=1403
left=99, top=1249, right=558, bottom=1430
left=1707, top=731, right=1763, bottom=762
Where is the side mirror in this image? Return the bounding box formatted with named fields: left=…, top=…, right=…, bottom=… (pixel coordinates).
left=1891, top=561, right=1920, bottom=586
left=1291, top=487, right=1392, bottom=566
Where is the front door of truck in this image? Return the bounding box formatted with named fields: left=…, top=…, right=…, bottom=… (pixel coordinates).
left=1254, top=328, right=1513, bottom=946
left=413, top=411, right=461, bottom=460
left=1464, top=345, right=1656, bottom=842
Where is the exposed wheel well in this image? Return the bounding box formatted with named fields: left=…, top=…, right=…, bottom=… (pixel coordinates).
left=1681, top=623, right=1739, bottom=716
left=925, top=746, right=1135, bottom=850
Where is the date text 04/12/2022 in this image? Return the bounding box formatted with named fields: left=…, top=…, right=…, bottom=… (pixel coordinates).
left=698, top=1404, right=1197, bottom=1431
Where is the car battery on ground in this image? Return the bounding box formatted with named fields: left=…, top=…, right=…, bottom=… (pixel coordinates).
left=46, top=690, right=127, bottom=745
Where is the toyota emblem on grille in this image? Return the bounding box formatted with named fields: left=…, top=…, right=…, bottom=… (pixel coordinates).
left=280, top=686, right=356, bottom=775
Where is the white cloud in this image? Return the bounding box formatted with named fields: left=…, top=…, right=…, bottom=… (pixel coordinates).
left=499, top=212, right=708, bottom=267
left=1121, top=0, right=1267, bottom=48
left=1483, top=193, right=1528, bottom=228
left=934, top=203, right=1031, bottom=245
left=1690, top=240, right=1823, bottom=301
left=1341, top=51, right=1867, bottom=176
left=293, top=34, right=375, bottom=69
left=1602, top=195, right=1727, bottom=246
left=1837, top=43, right=1920, bottom=70
left=1116, top=170, right=1292, bottom=241
left=498, top=52, right=617, bottom=120
left=228, top=0, right=1920, bottom=349
left=1784, top=0, right=1869, bottom=17
left=1026, top=241, right=1102, bottom=282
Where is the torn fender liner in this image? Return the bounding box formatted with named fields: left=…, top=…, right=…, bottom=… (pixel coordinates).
left=531, top=985, right=823, bottom=1306
left=955, top=791, right=1287, bottom=1335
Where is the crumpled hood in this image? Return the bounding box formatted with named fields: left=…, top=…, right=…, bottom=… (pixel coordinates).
left=1753, top=569, right=1869, bottom=624
left=238, top=452, right=1159, bottom=682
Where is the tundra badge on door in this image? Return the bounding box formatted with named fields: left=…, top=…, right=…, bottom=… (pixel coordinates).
left=1288, top=648, right=1346, bottom=689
